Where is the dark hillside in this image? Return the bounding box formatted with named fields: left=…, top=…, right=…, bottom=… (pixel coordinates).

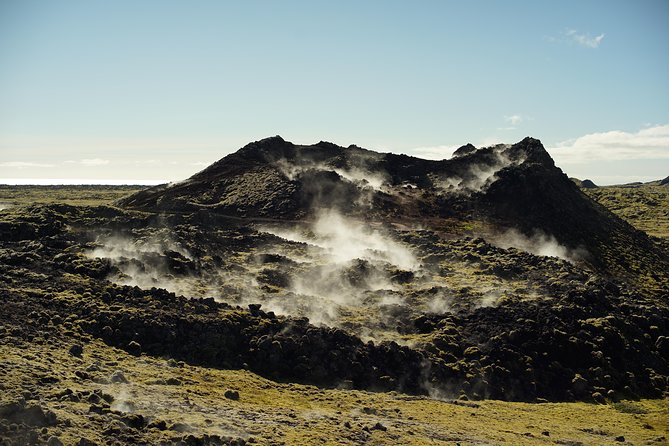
left=117, top=136, right=669, bottom=290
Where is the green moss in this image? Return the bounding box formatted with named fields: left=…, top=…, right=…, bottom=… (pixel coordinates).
left=2, top=332, right=669, bottom=445
left=584, top=184, right=669, bottom=239
left=0, top=184, right=147, bottom=207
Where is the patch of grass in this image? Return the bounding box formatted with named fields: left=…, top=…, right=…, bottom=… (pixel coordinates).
left=585, top=184, right=669, bottom=239
left=613, top=401, right=649, bottom=414
left=0, top=185, right=148, bottom=207
left=2, top=337, right=668, bottom=446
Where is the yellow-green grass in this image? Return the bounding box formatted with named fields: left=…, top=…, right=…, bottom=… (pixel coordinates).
left=0, top=185, right=146, bottom=208
left=2, top=337, right=666, bottom=445
left=585, top=185, right=669, bottom=240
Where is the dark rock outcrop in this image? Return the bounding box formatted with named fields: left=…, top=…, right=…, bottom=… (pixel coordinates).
left=116, top=136, right=669, bottom=287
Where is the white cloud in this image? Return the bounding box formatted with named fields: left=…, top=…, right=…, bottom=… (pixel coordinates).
left=505, top=115, right=523, bottom=126
left=549, top=124, right=669, bottom=164
left=565, top=29, right=605, bottom=48
left=80, top=158, right=109, bottom=166
left=408, top=145, right=458, bottom=160
left=0, top=161, right=55, bottom=168
left=132, top=159, right=163, bottom=166
left=64, top=158, right=110, bottom=166
left=498, top=114, right=532, bottom=131
left=477, top=137, right=505, bottom=147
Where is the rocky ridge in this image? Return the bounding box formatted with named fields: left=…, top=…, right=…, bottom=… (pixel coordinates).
left=119, top=136, right=669, bottom=289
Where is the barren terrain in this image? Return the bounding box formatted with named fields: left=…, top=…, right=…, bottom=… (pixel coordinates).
left=1, top=137, right=668, bottom=445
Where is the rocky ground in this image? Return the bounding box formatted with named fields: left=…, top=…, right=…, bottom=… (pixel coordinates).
left=2, top=334, right=667, bottom=445
left=1, top=137, right=668, bottom=445
left=0, top=197, right=668, bottom=444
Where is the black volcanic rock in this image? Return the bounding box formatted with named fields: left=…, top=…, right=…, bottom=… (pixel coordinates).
left=660, top=175, right=669, bottom=186
left=452, top=143, right=477, bottom=158
left=117, top=136, right=384, bottom=218
left=2, top=175, right=668, bottom=405
left=116, top=136, right=669, bottom=288
left=571, top=178, right=598, bottom=188
left=116, top=136, right=544, bottom=219
left=480, top=139, right=669, bottom=284
left=505, top=137, right=555, bottom=166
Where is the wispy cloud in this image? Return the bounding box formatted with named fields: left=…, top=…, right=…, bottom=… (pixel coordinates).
left=546, top=29, right=605, bottom=48
left=64, top=158, right=110, bottom=166
left=130, top=159, right=183, bottom=167
left=549, top=124, right=669, bottom=164
left=0, top=161, right=55, bottom=169
left=132, top=159, right=163, bottom=166
left=564, top=29, right=605, bottom=48
left=505, top=115, right=524, bottom=126
left=497, top=114, right=526, bottom=131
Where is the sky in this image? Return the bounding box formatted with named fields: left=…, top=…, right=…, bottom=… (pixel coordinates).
left=1, top=0, right=668, bottom=185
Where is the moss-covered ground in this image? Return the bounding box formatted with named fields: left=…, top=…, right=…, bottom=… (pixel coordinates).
left=584, top=184, right=669, bottom=239
left=1, top=184, right=668, bottom=445
left=1, top=337, right=667, bottom=445
left=0, top=185, right=146, bottom=208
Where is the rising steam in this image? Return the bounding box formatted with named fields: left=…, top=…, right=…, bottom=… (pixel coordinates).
left=434, top=144, right=522, bottom=195
left=86, top=230, right=200, bottom=296
left=266, top=210, right=417, bottom=269
left=86, top=205, right=571, bottom=344
left=259, top=210, right=420, bottom=327
left=274, top=158, right=389, bottom=192
left=490, top=228, right=587, bottom=263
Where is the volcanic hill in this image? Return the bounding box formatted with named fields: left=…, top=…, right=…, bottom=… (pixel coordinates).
left=1, top=136, right=668, bottom=445
left=118, top=135, right=669, bottom=290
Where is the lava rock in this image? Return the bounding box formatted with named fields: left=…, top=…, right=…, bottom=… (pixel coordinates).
left=110, top=370, right=128, bottom=384
left=69, top=344, right=84, bottom=357
left=224, top=390, right=240, bottom=400
left=127, top=340, right=142, bottom=356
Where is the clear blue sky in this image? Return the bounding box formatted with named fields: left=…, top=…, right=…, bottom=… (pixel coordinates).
left=1, top=0, right=668, bottom=184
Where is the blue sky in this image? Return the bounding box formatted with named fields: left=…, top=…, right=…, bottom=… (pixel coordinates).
left=1, top=0, right=668, bottom=184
